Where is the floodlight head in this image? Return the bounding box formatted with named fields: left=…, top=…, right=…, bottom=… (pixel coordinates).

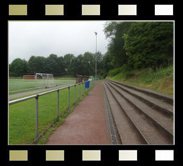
left=94, top=32, right=97, bottom=35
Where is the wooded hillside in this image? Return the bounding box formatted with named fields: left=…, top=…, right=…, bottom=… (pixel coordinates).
left=100, top=22, right=173, bottom=78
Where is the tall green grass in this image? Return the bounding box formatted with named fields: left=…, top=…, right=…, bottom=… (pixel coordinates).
left=107, top=65, right=173, bottom=95
left=108, top=67, right=123, bottom=77
left=9, top=83, right=89, bottom=145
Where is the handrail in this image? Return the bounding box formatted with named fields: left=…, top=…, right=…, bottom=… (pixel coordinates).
left=9, top=94, right=37, bottom=105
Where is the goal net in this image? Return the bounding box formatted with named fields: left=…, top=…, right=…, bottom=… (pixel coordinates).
left=35, top=73, right=56, bottom=89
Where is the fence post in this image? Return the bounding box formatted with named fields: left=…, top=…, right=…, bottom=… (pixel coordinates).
left=68, top=87, right=70, bottom=110
left=74, top=85, right=76, bottom=104
left=84, top=81, right=86, bottom=93
left=57, top=90, right=59, bottom=121
left=35, top=95, right=39, bottom=140
left=35, top=73, right=37, bottom=88
left=82, top=82, right=83, bottom=96
left=78, top=84, right=79, bottom=99
left=89, top=81, right=90, bottom=91
left=80, top=83, right=81, bottom=98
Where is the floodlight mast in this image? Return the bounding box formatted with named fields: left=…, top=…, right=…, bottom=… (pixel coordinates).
left=94, top=32, right=97, bottom=79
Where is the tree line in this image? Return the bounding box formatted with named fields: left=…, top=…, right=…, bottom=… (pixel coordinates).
left=100, top=21, right=173, bottom=78
left=9, top=52, right=103, bottom=77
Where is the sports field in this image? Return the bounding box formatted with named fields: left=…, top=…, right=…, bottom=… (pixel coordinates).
left=9, top=78, right=76, bottom=95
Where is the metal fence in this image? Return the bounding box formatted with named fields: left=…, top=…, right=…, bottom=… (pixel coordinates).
left=9, top=80, right=96, bottom=143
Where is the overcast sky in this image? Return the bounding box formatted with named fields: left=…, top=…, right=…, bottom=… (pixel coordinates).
left=8, top=21, right=110, bottom=64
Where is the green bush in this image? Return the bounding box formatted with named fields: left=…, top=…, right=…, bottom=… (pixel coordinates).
left=108, top=67, right=123, bottom=77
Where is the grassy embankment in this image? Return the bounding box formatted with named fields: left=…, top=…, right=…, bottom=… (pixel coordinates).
left=107, top=65, right=173, bottom=95
left=9, top=82, right=94, bottom=145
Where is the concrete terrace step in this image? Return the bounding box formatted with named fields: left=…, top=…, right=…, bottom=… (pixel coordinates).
left=103, top=79, right=174, bottom=145
left=106, top=79, right=173, bottom=104
left=108, top=80, right=173, bottom=116
left=104, top=83, right=147, bottom=145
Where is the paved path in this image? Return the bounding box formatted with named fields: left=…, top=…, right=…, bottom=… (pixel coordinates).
left=46, top=81, right=110, bottom=145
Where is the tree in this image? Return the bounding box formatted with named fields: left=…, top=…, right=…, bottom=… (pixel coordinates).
left=9, top=58, right=28, bottom=77
left=45, top=54, right=60, bottom=76
left=63, top=54, right=75, bottom=75
left=104, top=22, right=132, bottom=67
left=94, top=51, right=103, bottom=75
left=98, top=51, right=113, bottom=78
left=103, top=21, right=118, bottom=39
left=82, top=52, right=95, bottom=75
left=123, top=22, right=173, bottom=70
left=28, top=56, right=47, bottom=74
left=22, top=59, right=29, bottom=74
left=74, top=54, right=84, bottom=76
left=102, top=51, right=113, bottom=70
left=57, top=56, right=66, bottom=75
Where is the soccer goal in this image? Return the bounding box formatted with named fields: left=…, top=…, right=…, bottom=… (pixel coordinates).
left=35, top=73, right=56, bottom=89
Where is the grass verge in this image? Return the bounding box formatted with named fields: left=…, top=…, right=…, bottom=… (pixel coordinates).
left=107, top=65, right=173, bottom=95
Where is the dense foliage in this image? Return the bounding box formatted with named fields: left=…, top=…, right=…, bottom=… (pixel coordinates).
left=123, top=22, right=173, bottom=70
left=102, top=21, right=173, bottom=77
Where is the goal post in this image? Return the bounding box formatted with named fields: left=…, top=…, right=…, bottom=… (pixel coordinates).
left=35, top=73, right=56, bottom=89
